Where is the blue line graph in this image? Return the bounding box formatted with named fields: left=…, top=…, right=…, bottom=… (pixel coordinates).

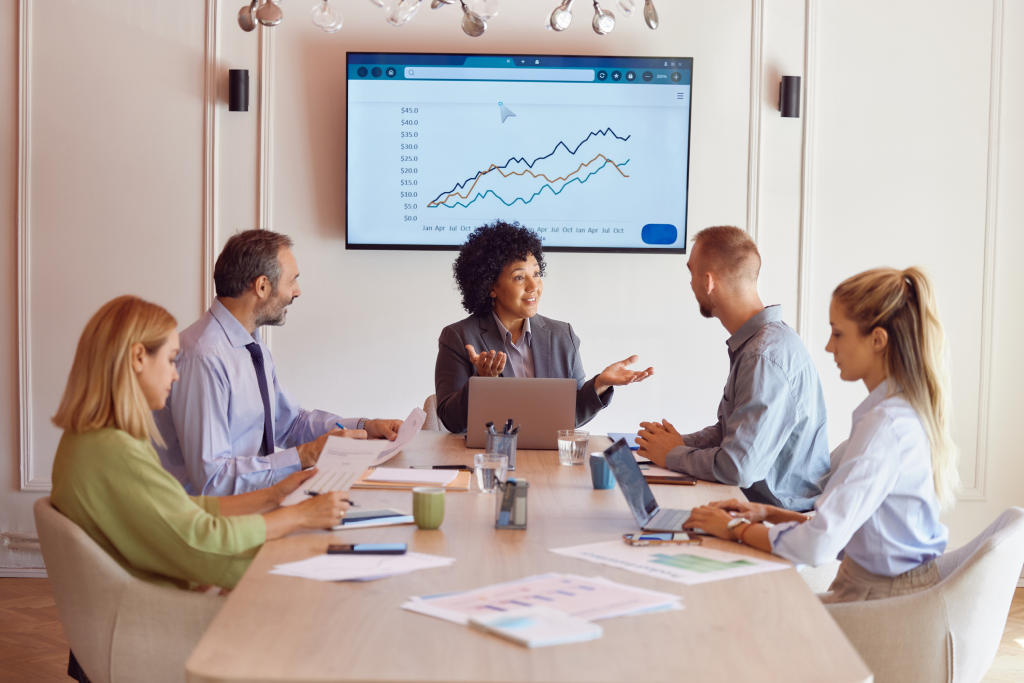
left=430, top=159, right=630, bottom=209
left=429, top=128, right=631, bottom=205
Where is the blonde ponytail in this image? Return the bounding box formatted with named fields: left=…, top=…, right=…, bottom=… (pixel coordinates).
left=833, top=267, right=960, bottom=509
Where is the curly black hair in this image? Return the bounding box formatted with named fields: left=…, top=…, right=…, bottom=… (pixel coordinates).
left=453, top=220, right=546, bottom=317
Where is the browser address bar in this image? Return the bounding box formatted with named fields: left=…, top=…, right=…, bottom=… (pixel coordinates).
left=404, top=67, right=594, bottom=82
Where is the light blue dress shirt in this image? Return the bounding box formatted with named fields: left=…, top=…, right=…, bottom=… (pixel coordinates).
left=664, top=306, right=830, bottom=510
left=491, top=312, right=535, bottom=379
left=154, top=300, right=360, bottom=496
left=769, top=380, right=949, bottom=576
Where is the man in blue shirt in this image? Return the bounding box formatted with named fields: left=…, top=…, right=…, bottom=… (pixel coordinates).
left=637, top=226, right=830, bottom=511
left=155, top=230, right=403, bottom=496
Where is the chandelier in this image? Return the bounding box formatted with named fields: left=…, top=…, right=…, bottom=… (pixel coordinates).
left=237, top=0, right=660, bottom=37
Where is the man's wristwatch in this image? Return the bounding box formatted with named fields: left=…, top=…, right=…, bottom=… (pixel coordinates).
left=356, top=418, right=367, bottom=430
left=727, top=517, right=751, bottom=543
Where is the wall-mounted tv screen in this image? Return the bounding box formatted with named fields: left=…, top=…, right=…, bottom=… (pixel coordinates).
left=346, top=53, right=693, bottom=253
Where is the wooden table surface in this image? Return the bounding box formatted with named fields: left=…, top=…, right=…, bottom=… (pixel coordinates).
left=186, top=432, right=872, bottom=683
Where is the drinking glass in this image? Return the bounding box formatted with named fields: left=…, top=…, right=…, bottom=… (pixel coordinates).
left=557, top=430, right=590, bottom=466
left=474, top=453, right=508, bottom=493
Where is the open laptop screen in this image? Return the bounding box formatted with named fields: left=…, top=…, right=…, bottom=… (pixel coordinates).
left=602, top=439, right=659, bottom=524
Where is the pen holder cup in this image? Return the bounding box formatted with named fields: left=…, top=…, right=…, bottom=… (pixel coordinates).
left=485, top=433, right=517, bottom=471
left=495, top=478, right=529, bottom=530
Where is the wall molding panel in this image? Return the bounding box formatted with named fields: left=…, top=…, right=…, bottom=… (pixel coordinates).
left=203, top=0, right=221, bottom=312
left=960, top=0, right=1004, bottom=502
left=258, top=24, right=275, bottom=232
left=745, top=0, right=764, bottom=244
left=17, top=0, right=46, bottom=492
left=794, top=0, right=818, bottom=342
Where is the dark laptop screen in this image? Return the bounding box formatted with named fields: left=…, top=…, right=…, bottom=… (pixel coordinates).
left=602, top=439, right=659, bottom=524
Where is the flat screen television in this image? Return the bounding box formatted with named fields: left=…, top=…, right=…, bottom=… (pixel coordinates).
left=346, top=53, right=693, bottom=253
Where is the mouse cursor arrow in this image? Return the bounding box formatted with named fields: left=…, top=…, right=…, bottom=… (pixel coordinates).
left=498, top=102, right=516, bottom=124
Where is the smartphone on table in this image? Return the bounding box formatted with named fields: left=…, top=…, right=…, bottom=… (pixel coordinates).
left=622, top=533, right=701, bottom=547
left=327, top=543, right=408, bottom=555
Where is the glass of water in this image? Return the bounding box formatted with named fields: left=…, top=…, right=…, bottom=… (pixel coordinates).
left=474, top=453, right=508, bottom=493
left=557, top=430, right=590, bottom=466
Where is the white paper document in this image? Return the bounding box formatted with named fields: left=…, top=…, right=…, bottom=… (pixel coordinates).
left=270, top=552, right=455, bottom=582
left=549, top=540, right=790, bottom=585
left=402, top=573, right=682, bottom=625
left=280, top=438, right=387, bottom=506
left=372, top=408, right=427, bottom=465
left=365, top=468, right=458, bottom=486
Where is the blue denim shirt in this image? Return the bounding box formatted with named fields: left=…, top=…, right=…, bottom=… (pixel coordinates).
left=665, top=306, right=830, bottom=511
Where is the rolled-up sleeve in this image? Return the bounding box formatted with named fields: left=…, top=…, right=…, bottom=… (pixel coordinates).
left=664, top=355, right=798, bottom=488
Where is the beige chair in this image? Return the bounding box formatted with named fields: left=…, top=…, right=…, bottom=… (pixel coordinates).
left=826, top=507, right=1024, bottom=683
left=34, top=498, right=224, bottom=683
left=798, top=439, right=849, bottom=592
left=422, top=394, right=449, bottom=432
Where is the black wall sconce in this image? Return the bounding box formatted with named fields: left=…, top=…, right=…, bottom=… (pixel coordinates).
left=778, top=76, right=801, bottom=118
left=229, top=69, right=249, bottom=112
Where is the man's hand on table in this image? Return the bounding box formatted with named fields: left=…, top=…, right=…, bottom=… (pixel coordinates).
left=636, top=419, right=685, bottom=467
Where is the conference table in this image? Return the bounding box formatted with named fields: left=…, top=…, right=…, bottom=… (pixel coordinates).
left=186, top=432, right=872, bottom=683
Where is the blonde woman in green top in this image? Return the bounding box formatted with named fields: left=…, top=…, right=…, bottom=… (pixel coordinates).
left=51, top=295, right=349, bottom=591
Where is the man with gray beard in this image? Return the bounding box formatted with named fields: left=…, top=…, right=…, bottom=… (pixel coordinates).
left=155, top=229, right=402, bottom=496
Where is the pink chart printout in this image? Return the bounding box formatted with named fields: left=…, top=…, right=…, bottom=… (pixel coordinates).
left=401, top=573, right=681, bottom=625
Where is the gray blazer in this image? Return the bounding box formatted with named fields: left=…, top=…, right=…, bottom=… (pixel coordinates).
left=434, top=314, right=611, bottom=434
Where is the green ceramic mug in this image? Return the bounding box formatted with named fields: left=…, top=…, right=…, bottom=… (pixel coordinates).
left=412, top=487, right=445, bottom=530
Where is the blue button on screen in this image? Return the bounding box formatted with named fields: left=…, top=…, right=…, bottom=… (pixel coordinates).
left=641, top=224, right=677, bottom=245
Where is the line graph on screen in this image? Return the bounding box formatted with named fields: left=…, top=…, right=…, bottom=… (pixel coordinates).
left=427, top=128, right=631, bottom=209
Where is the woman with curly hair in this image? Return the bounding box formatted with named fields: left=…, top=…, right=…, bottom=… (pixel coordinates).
left=434, top=221, right=653, bottom=434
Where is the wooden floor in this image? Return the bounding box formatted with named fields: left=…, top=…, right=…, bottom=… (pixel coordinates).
left=0, top=578, right=1021, bottom=682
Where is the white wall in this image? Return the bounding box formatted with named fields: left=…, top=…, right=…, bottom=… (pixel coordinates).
left=1, top=0, right=1022, bottom=573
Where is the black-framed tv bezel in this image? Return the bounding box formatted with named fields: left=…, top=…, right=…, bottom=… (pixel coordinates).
left=344, top=51, right=693, bottom=255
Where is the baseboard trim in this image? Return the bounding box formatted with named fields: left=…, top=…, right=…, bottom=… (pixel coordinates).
left=0, top=566, right=47, bottom=578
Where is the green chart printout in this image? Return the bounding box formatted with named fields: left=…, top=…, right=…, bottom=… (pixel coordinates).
left=649, top=553, right=756, bottom=574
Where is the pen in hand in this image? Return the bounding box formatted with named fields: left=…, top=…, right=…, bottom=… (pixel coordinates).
left=305, top=490, right=359, bottom=506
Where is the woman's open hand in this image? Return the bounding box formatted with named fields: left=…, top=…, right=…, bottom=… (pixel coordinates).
left=466, top=345, right=506, bottom=377
left=595, top=356, right=654, bottom=394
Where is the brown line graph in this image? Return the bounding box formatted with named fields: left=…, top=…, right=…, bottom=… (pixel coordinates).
left=427, top=153, right=630, bottom=208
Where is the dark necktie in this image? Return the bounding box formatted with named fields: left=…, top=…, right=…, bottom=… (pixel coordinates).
left=245, top=342, right=275, bottom=456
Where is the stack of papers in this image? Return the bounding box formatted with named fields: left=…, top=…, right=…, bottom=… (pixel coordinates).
left=365, top=468, right=459, bottom=486
left=281, top=439, right=387, bottom=506
left=372, top=408, right=427, bottom=465
left=549, top=540, right=789, bottom=585
left=402, top=573, right=681, bottom=625
left=271, top=552, right=455, bottom=582
left=469, top=607, right=603, bottom=648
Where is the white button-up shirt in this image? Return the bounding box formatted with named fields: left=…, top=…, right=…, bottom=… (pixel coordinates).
left=769, top=380, right=948, bottom=576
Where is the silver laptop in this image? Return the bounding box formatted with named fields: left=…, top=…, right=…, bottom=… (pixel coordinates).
left=466, top=377, right=577, bottom=450
left=602, top=439, right=694, bottom=532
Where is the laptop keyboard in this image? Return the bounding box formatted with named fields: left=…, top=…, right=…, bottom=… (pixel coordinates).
left=649, top=508, right=688, bottom=530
